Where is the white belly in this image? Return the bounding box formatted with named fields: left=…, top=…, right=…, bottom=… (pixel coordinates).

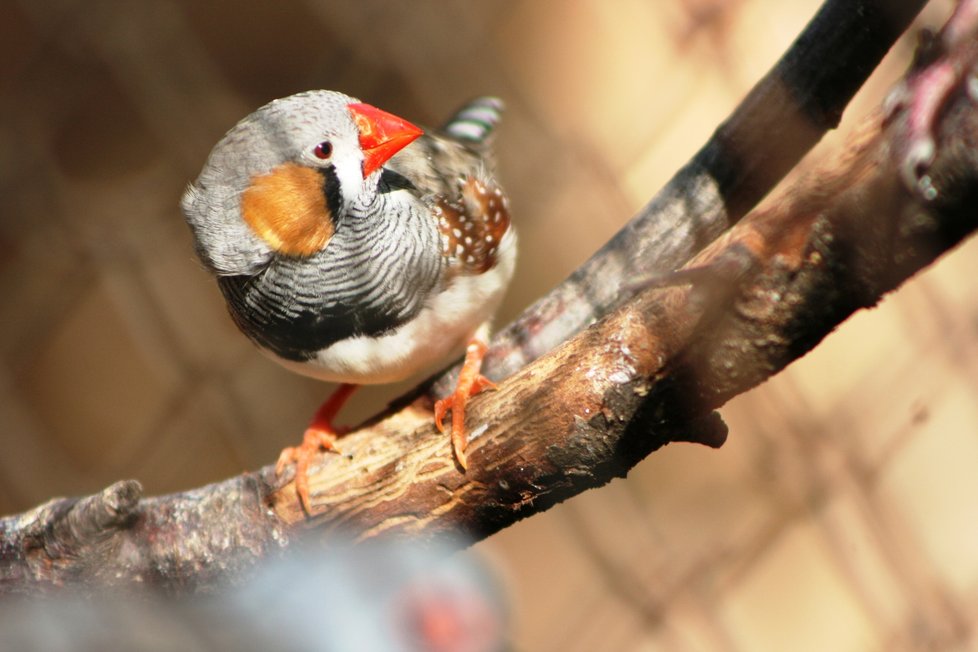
left=269, top=229, right=516, bottom=384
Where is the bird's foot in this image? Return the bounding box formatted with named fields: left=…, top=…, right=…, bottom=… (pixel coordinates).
left=275, top=427, right=339, bottom=515
left=276, top=382, right=358, bottom=515
left=435, top=339, right=496, bottom=469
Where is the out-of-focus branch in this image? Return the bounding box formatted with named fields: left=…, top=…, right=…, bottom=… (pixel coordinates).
left=2, top=0, right=962, bottom=596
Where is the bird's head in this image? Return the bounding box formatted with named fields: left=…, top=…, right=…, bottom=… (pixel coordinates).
left=181, top=90, right=422, bottom=275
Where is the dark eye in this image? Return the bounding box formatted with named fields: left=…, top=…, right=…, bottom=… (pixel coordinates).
left=313, top=141, right=333, bottom=159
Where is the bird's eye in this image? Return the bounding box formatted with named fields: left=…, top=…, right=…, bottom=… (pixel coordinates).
left=313, top=141, right=333, bottom=159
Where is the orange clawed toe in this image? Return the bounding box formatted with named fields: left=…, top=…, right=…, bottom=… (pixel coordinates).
left=275, top=426, right=338, bottom=514
left=276, top=334, right=496, bottom=514
left=276, top=382, right=358, bottom=514
left=435, top=338, right=495, bottom=469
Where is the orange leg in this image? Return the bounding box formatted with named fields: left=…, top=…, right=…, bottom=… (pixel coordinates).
left=434, top=338, right=495, bottom=469
left=275, top=382, right=358, bottom=514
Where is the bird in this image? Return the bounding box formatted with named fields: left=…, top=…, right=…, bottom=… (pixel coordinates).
left=181, top=90, right=516, bottom=513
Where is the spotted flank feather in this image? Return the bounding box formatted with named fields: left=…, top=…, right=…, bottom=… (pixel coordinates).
left=442, top=97, right=505, bottom=145
left=436, top=176, right=511, bottom=276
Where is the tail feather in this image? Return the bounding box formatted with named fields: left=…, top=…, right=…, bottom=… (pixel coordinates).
left=443, top=97, right=505, bottom=145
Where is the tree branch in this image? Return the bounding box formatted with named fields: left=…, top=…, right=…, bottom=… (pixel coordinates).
left=431, top=0, right=929, bottom=395
left=4, top=0, right=967, bottom=596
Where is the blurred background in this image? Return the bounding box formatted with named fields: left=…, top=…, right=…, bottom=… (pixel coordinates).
left=2, top=0, right=977, bottom=649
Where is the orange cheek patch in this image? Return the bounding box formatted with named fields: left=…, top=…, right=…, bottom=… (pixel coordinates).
left=240, top=163, right=335, bottom=257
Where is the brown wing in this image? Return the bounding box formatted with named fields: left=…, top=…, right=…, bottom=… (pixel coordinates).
left=435, top=176, right=511, bottom=275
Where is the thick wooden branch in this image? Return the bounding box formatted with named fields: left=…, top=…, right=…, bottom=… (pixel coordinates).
left=283, top=32, right=978, bottom=538
left=3, top=0, right=967, bottom=596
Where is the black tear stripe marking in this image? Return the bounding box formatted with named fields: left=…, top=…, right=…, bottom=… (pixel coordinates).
left=320, top=165, right=343, bottom=226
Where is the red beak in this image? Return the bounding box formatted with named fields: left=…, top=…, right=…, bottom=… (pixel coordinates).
left=347, top=102, right=423, bottom=178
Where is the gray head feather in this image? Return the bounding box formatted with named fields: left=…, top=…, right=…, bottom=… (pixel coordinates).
left=181, top=90, right=364, bottom=276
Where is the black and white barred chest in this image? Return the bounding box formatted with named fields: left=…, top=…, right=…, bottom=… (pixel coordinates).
left=219, top=181, right=444, bottom=362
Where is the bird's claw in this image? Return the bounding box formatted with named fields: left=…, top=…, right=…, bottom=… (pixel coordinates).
left=435, top=373, right=496, bottom=469
left=436, top=339, right=495, bottom=469
left=276, top=427, right=339, bottom=515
